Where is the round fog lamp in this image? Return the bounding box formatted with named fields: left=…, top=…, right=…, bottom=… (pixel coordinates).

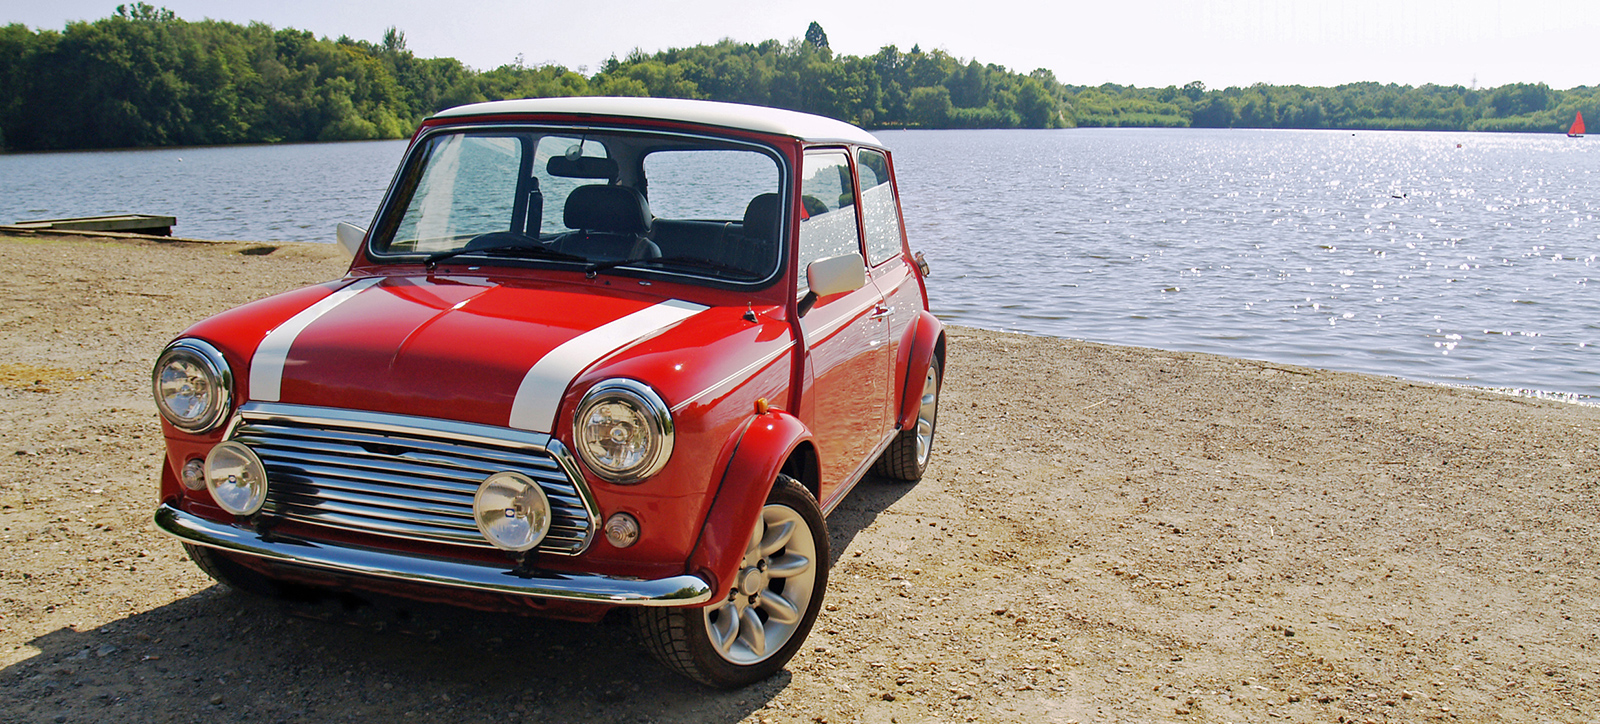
left=474, top=472, right=551, bottom=552
left=204, top=441, right=268, bottom=515
left=604, top=513, right=640, bottom=548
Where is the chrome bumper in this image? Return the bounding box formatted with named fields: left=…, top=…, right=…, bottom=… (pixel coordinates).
left=155, top=503, right=713, bottom=607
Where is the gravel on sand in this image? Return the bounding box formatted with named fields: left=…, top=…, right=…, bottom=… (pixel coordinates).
left=2, top=231, right=1597, bottom=723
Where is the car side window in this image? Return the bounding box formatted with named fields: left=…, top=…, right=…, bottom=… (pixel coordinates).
left=795, top=150, right=862, bottom=297
left=856, top=148, right=904, bottom=267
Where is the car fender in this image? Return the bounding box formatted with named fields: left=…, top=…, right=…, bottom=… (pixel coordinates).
left=894, top=310, right=946, bottom=431
left=686, top=409, right=812, bottom=601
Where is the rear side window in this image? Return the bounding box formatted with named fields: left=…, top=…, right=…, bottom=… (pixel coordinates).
left=857, top=148, right=904, bottom=266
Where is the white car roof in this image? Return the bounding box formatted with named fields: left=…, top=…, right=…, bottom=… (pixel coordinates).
left=431, top=97, right=883, bottom=146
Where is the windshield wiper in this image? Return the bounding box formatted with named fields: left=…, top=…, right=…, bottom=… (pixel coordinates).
left=584, top=255, right=761, bottom=279
left=425, top=243, right=586, bottom=270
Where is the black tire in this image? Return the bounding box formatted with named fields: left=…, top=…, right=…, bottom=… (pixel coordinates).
left=873, top=356, right=941, bottom=482
left=636, top=475, right=829, bottom=688
left=183, top=543, right=304, bottom=599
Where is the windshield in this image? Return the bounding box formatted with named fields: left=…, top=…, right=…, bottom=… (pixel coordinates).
left=371, top=127, right=786, bottom=284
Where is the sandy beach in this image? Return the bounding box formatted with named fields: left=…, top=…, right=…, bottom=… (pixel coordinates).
left=1, top=230, right=1596, bottom=723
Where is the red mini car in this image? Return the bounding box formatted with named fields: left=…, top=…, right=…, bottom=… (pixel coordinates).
left=152, top=97, right=944, bottom=687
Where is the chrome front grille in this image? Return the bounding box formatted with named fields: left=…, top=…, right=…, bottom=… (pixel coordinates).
left=229, top=402, right=596, bottom=555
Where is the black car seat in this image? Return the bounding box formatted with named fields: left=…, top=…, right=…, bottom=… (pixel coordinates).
left=554, top=185, right=662, bottom=262
left=735, top=192, right=781, bottom=274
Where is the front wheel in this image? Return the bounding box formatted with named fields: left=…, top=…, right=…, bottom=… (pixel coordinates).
left=183, top=543, right=309, bottom=599
left=636, top=475, right=829, bottom=688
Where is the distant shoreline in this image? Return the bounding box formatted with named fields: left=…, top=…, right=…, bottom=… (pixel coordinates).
left=3, top=122, right=1586, bottom=158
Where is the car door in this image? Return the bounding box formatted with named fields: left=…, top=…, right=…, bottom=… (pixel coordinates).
left=855, top=147, right=921, bottom=424
left=795, top=149, right=892, bottom=502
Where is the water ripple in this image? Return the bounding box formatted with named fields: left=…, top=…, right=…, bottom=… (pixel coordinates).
left=882, top=128, right=1598, bottom=401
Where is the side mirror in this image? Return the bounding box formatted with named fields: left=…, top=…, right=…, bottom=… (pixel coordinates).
left=335, top=222, right=366, bottom=257
left=800, top=252, right=866, bottom=316
left=807, top=252, right=867, bottom=298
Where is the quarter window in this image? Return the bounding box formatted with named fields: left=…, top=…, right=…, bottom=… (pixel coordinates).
left=856, top=148, right=904, bottom=266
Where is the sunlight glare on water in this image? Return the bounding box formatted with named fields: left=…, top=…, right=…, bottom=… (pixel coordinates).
left=882, top=128, right=1598, bottom=402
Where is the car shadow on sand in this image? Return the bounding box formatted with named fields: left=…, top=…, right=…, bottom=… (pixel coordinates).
left=827, top=474, right=921, bottom=566
left=2, top=478, right=917, bottom=724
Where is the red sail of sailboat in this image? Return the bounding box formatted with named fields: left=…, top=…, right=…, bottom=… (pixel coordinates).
left=1570, top=112, right=1586, bottom=138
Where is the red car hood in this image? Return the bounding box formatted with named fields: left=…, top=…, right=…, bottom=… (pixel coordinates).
left=245, top=275, right=706, bottom=432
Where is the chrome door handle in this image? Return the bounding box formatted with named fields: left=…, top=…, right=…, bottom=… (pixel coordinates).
left=870, top=305, right=892, bottom=320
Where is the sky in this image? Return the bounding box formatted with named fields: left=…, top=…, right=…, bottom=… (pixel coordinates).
left=3, top=0, right=1596, bottom=90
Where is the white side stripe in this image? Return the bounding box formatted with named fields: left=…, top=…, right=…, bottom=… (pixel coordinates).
left=671, top=342, right=793, bottom=413
left=249, top=277, right=382, bottom=402
left=509, top=299, right=707, bottom=432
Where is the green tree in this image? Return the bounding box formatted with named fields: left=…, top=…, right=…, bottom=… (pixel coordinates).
left=907, top=86, right=951, bottom=127
left=804, top=22, right=829, bottom=51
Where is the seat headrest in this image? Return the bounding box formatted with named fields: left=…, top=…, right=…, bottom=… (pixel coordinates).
left=742, top=193, right=781, bottom=241
left=564, top=185, right=652, bottom=234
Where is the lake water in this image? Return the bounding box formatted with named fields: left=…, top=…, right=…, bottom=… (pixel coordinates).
left=3, top=129, right=1595, bottom=402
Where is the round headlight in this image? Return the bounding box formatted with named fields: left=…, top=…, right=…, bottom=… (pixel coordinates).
left=573, top=379, right=674, bottom=483
left=153, top=339, right=232, bottom=434
left=474, top=472, right=552, bottom=551
left=204, top=441, right=268, bottom=516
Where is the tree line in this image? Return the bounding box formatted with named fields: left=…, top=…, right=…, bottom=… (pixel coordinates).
left=1073, top=80, right=1597, bottom=134
left=0, top=6, right=1593, bottom=151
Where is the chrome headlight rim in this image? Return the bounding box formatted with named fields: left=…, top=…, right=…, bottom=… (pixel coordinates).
left=152, top=339, right=233, bottom=434
left=572, top=378, right=674, bottom=484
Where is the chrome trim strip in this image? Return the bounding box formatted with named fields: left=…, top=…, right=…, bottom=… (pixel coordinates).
left=249, top=277, right=382, bottom=402
left=241, top=401, right=556, bottom=453
left=802, top=293, right=880, bottom=346
left=670, top=341, right=794, bottom=413
left=508, top=299, right=707, bottom=432
left=156, top=504, right=712, bottom=606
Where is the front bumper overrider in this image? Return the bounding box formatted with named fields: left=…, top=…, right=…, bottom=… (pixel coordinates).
left=155, top=503, right=713, bottom=606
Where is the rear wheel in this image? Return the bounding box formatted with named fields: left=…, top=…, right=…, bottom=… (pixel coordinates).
left=873, top=356, right=941, bottom=481
left=637, top=475, right=828, bottom=688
